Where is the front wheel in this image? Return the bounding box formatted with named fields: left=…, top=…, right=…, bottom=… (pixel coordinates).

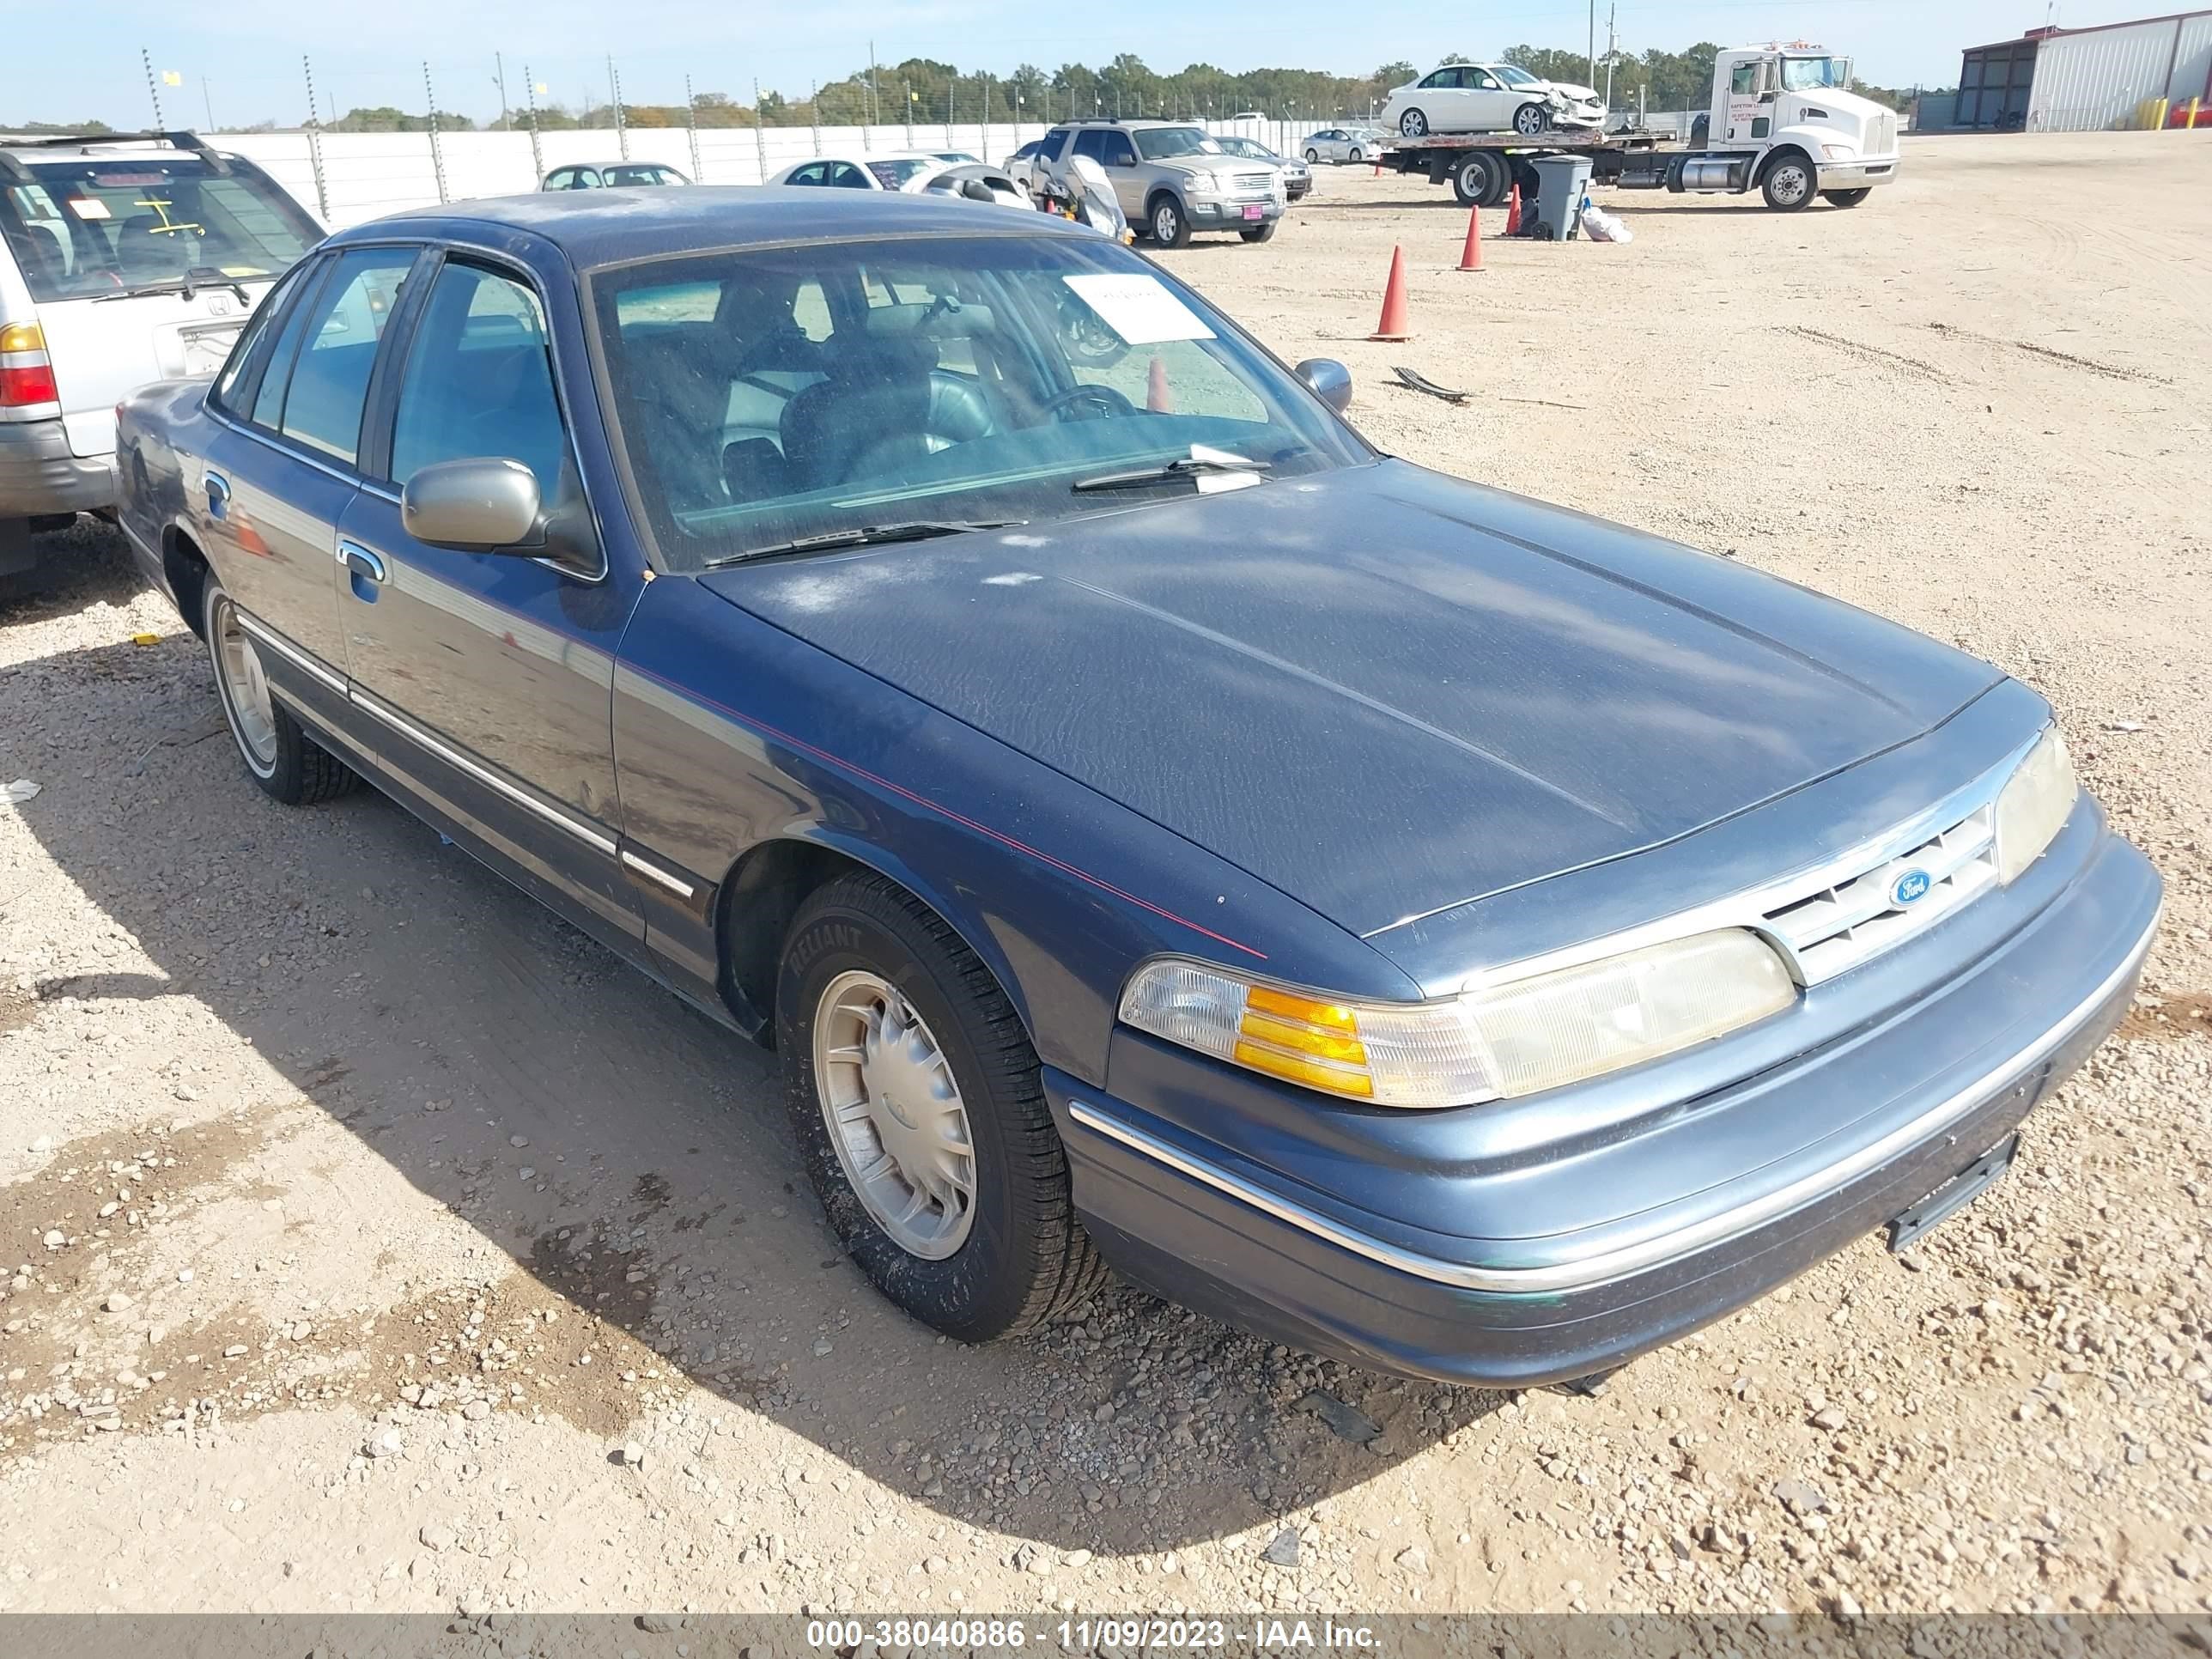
left=1513, top=102, right=1550, bottom=137
left=202, top=576, right=357, bottom=805
left=1146, top=195, right=1191, bottom=248
left=1821, top=187, right=1873, bottom=208
left=1240, top=221, right=1279, bottom=242
left=1762, top=153, right=1816, bottom=210
left=1348, top=147, right=1364, bottom=163
left=777, top=872, right=1107, bottom=1341
left=1398, top=108, right=1429, bottom=138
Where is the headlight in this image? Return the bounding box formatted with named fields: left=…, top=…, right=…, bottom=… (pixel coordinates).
left=1119, top=930, right=1796, bottom=1109
left=1994, top=727, right=2078, bottom=884
left=1820, top=143, right=1856, bottom=159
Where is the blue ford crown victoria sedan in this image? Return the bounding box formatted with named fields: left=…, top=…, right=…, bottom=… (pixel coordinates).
left=114, top=191, right=2160, bottom=1385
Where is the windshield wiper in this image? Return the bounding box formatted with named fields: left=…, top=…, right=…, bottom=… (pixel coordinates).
left=94, top=269, right=254, bottom=307
left=1071, top=454, right=1271, bottom=493
left=705, top=519, right=1023, bottom=568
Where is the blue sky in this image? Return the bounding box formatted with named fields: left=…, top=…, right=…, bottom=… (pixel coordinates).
left=22, top=0, right=2161, bottom=129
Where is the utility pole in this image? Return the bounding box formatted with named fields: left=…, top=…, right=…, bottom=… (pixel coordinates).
left=301, top=55, right=330, bottom=219
left=524, top=63, right=544, bottom=185
left=751, top=78, right=767, bottom=183
left=142, top=49, right=165, bottom=127
left=868, top=40, right=880, bottom=128
left=424, top=61, right=448, bottom=204
left=1588, top=0, right=1597, bottom=87
left=608, top=57, right=628, bottom=157
left=1602, top=3, right=1618, bottom=116
left=494, top=52, right=508, bottom=130
left=684, top=74, right=701, bottom=180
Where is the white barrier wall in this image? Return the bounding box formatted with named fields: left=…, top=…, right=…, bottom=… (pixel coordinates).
left=210, top=119, right=1316, bottom=228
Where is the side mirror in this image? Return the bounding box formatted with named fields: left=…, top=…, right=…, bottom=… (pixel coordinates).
left=400, top=457, right=543, bottom=551
left=1295, top=358, right=1353, bottom=415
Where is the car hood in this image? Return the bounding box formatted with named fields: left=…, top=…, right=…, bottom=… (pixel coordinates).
left=699, top=460, right=2000, bottom=941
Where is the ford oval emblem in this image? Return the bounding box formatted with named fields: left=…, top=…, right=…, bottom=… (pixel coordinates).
left=1892, top=867, right=1932, bottom=907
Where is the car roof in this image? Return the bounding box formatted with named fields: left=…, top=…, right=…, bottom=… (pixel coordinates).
left=550, top=161, right=678, bottom=171
left=329, top=186, right=1093, bottom=271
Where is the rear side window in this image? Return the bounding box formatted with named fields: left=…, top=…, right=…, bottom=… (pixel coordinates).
left=272, top=249, right=415, bottom=465
left=389, top=260, right=568, bottom=492
left=210, top=258, right=313, bottom=415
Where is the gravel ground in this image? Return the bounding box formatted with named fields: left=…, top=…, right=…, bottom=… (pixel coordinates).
left=0, top=131, right=2206, bottom=1620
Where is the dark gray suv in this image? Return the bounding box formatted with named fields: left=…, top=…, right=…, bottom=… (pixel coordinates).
left=1036, top=118, right=1284, bottom=247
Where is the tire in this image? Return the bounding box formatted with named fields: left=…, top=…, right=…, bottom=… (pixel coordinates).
left=1304, top=148, right=1319, bottom=163
left=1240, top=221, right=1279, bottom=242
left=1821, top=187, right=1872, bottom=208
left=1398, top=107, right=1429, bottom=138
left=1761, top=151, right=1816, bottom=210
left=1145, top=194, right=1191, bottom=248
left=202, top=577, right=357, bottom=805
left=777, top=872, right=1107, bottom=1342
left=1513, top=102, right=1550, bottom=137
left=1451, top=152, right=1501, bottom=208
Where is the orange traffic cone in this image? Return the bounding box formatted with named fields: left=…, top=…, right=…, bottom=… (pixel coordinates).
left=1370, top=244, right=1412, bottom=342
left=1146, top=354, right=1172, bottom=413
left=1457, top=203, right=1484, bottom=271
left=1504, top=182, right=1522, bottom=235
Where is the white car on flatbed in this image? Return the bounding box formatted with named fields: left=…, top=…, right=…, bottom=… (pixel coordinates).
left=1383, top=63, right=1606, bottom=138
left=0, top=130, right=321, bottom=592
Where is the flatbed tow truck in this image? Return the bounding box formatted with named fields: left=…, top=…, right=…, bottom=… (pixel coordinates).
left=1383, top=42, right=1901, bottom=214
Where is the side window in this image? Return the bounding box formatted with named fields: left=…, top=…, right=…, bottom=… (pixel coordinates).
left=247, top=264, right=323, bottom=431
left=828, top=162, right=870, bottom=188
left=276, top=248, right=416, bottom=465
left=1042, top=128, right=1072, bottom=159
left=1102, top=131, right=1136, bottom=167
left=389, top=260, right=568, bottom=497
left=790, top=277, right=833, bottom=342
left=1419, top=70, right=1452, bottom=88
left=575, top=169, right=601, bottom=189
left=1071, top=129, right=1111, bottom=166
left=1471, top=70, right=1501, bottom=91
left=1730, top=63, right=1758, bottom=95
left=786, top=163, right=823, bottom=186
left=544, top=169, right=570, bottom=189
left=210, top=259, right=310, bottom=415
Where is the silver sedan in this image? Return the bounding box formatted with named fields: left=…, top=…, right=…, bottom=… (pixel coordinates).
left=1300, top=129, right=1376, bottom=166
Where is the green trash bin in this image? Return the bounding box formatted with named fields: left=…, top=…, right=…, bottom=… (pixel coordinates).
left=1528, top=154, right=1595, bottom=240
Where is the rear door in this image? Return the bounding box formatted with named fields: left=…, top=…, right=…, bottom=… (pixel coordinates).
left=333, top=249, right=642, bottom=946
left=201, top=245, right=422, bottom=695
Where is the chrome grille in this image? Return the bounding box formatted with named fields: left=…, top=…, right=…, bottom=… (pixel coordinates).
left=1761, top=802, right=1998, bottom=983
left=1868, top=112, right=1895, bottom=155
left=1231, top=170, right=1274, bottom=195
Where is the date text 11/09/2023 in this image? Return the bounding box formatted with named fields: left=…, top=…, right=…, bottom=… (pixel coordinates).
left=805, top=1619, right=1382, bottom=1651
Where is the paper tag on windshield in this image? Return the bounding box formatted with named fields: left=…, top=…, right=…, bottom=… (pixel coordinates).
left=66, top=198, right=112, bottom=221
left=1061, top=273, right=1215, bottom=346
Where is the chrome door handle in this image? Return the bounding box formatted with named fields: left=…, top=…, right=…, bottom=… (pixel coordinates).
left=337, top=540, right=386, bottom=583
left=204, top=471, right=230, bottom=519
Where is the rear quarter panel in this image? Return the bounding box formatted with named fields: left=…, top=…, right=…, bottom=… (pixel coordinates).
left=114, top=378, right=216, bottom=609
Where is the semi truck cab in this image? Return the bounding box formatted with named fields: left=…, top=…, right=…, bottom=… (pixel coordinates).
left=1698, top=44, right=1901, bottom=208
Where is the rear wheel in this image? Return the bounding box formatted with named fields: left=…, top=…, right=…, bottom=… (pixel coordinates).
left=1398, top=108, right=1429, bottom=138
left=778, top=872, right=1107, bottom=1341
left=1146, top=194, right=1191, bottom=248
left=1821, top=187, right=1872, bottom=208
left=1304, top=148, right=1319, bottom=163
left=202, top=577, right=356, bottom=805
left=1451, top=151, right=1505, bottom=208
left=1513, top=102, right=1550, bottom=137
left=1761, top=151, right=1816, bottom=210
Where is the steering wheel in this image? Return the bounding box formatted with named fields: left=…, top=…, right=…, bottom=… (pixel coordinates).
left=1042, top=382, right=1137, bottom=422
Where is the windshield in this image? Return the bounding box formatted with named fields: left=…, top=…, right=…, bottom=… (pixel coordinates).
left=1494, top=65, right=1543, bottom=88
left=0, top=155, right=319, bottom=303
left=1781, top=56, right=1850, bottom=91
left=1133, top=127, right=1222, bottom=161
left=590, top=234, right=1369, bottom=571
left=866, top=157, right=937, bottom=190
left=605, top=164, right=684, bottom=186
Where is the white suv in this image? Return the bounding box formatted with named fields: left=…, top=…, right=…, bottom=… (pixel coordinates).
left=0, top=131, right=321, bottom=590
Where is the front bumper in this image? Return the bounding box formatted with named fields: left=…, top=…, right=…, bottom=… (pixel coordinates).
left=1189, top=197, right=1284, bottom=228
left=1818, top=155, right=1900, bottom=187
left=1054, top=814, right=2160, bottom=1385
left=0, top=416, right=117, bottom=518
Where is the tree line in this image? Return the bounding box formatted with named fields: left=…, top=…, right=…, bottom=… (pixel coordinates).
left=9, top=45, right=1920, bottom=137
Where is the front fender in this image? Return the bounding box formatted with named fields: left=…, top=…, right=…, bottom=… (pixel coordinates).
left=610, top=574, right=1418, bottom=1085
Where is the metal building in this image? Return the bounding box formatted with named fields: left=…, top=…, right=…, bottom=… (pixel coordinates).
left=1954, top=9, right=2212, bottom=131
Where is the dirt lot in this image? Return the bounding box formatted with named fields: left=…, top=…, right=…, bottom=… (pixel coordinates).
left=0, top=131, right=2207, bottom=1620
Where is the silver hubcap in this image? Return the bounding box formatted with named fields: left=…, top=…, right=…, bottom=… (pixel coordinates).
left=1402, top=113, right=1424, bottom=136
left=1774, top=166, right=1809, bottom=204
left=814, top=970, right=975, bottom=1259
left=1517, top=108, right=1543, bottom=134
left=1153, top=204, right=1177, bottom=241
left=214, top=603, right=278, bottom=775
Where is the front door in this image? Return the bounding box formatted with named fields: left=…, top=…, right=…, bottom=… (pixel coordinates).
left=334, top=250, right=644, bottom=947
left=1464, top=68, right=1513, bottom=128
